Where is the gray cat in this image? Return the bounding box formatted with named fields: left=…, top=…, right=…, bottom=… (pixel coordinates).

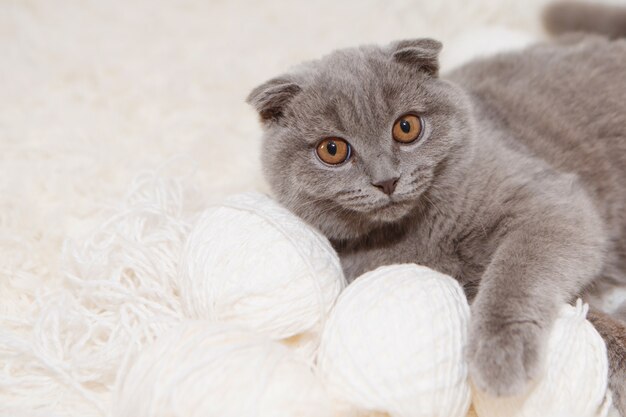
left=247, top=1, right=626, bottom=413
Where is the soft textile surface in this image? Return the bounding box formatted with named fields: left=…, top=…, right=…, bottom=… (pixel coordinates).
left=0, top=0, right=620, bottom=415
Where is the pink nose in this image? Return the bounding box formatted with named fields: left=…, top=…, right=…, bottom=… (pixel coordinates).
left=372, top=177, right=399, bottom=195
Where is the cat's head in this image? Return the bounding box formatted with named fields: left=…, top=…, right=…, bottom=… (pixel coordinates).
left=247, top=39, right=473, bottom=241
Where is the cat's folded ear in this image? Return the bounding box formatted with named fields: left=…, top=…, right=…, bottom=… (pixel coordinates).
left=246, top=77, right=301, bottom=124
left=389, top=38, right=443, bottom=76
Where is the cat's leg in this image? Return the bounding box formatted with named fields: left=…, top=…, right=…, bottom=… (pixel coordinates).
left=587, top=308, right=626, bottom=416
left=467, top=202, right=606, bottom=396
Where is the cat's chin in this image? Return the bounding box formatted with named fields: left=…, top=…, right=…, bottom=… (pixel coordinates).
left=365, top=200, right=415, bottom=223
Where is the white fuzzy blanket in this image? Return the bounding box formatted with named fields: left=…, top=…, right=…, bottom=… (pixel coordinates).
left=2, top=0, right=619, bottom=415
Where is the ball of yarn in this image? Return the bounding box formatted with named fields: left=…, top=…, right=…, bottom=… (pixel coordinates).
left=317, top=264, right=472, bottom=417
left=177, top=192, right=346, bottom=357
left=113, top=322, right=333, bottom=417
left=472, top=300, right=611, bottom=417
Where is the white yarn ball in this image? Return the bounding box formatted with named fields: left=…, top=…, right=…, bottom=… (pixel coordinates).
left=177, top=192, right=346, bottom=356
left=317, top=264, right=472, bottom=417
left=472, top=300, right=610, bottom=417
left=113, top=322, right=333, bottom=417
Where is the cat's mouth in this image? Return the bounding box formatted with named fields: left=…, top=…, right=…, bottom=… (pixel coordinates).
left=337, top=183, right=428, bottom=223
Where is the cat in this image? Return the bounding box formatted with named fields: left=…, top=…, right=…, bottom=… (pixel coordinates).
left=247, top=1, right=626, bottom=413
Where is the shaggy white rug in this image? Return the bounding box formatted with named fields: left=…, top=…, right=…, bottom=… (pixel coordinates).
left=0, top=0, right=621, bottom=415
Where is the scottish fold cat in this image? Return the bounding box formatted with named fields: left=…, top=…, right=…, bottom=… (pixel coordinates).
left=248, top=2, right=626, bottom=412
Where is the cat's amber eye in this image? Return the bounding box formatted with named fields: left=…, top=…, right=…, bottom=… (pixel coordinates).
left=392, top=114, right=423, bottom=144
left=316, top=138, right=351, bottom=165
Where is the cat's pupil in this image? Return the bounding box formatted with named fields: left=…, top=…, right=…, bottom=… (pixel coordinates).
left=327, top=141, right=337, bottom=155
left=400, top=120, right=411, bottom=133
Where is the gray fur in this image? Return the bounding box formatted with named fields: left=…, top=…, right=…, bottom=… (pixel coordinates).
left=544, top=1, right=626, bottom=39
left=247, top=8, right=626, bottom=412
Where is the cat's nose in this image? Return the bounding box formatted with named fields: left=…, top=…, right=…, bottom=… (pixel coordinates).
left=372, top=177, right=399, bottom=196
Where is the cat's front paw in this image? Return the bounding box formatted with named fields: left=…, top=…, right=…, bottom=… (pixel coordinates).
left=468, top=317, right=546, bottom=397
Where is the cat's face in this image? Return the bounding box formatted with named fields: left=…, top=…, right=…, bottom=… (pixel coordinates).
left=248, top=39, right=472, bottom=241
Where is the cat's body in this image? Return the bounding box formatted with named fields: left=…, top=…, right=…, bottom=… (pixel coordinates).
left=448, top=34, right=626, bottom=301
left=247, top=3, right=626, bottom=413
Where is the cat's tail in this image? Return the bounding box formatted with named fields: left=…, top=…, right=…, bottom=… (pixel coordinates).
left=543, top=1, right=626, bottom=39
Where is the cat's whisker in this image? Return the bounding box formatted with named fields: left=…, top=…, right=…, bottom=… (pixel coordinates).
left=336, top=189, right=365, bottom=197
left=291, top=194, right=358, bottom=220
left=408, top=165, right=430, bottom=178
left=339, top=194, right=370, bottom=203
left=422, top=193, right=446, bottom=220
